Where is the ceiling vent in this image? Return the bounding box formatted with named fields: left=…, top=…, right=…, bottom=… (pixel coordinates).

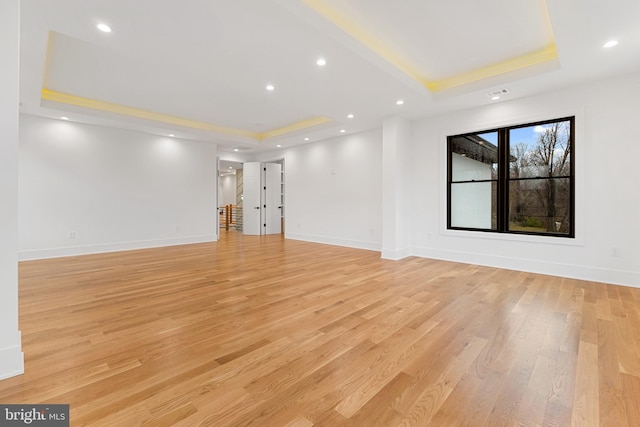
left=487, top=89, right=509, bottom=98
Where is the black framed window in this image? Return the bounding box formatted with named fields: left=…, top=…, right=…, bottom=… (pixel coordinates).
left=447, top=117, right=574, bottom=237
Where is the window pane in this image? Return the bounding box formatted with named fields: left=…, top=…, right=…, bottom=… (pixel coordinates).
left=509, top=121, right=571, bottom=179
left=450, top=132, right=498, bottom=181
left=508, top=177, right=571, bottom=234
left=450, top=181, right=497, bottom=230
left=447, top=116, right=573, bottom=238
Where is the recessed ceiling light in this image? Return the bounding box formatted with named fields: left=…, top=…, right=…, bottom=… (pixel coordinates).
left=491, top=96, right=500, bottom=101
left=603, top=40, right=619, bottom=48
left=228, top=166, right=233, bottom=169
left=169, top=134, right=175, bottom=137
left=97, top=23, right=112, bottom=33
left=234, top=148, right=239, bottom=152
left=276, top=144, right=282, bottom=148
left=266, top=84, right=275, bottom=91
left=396, top=100, right=404, bottom=105
left=60, top=116, right=69, bottom=120
left=340, top=129, right=346, bottom=133
left=316, top=58, right=326, bottom=66
left=347, top=114, right=354, bottom=119
left=304, top=137, right=310, bottom=141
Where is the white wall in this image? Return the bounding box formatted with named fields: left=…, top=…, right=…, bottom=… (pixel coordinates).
left=276, top=129, right=383, bottom=250
left=19, top=115, right=218, bottom=259
left=411, top=72, right=640, bottom=287
left=381, top=117, right=412, bottom=259
left=0, top=0, right=24, bottom=380
left=219, top=174, right=237, bottom=206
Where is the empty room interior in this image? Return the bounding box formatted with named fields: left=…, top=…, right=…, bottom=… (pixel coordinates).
left=2, top=0, right=640, bottom=425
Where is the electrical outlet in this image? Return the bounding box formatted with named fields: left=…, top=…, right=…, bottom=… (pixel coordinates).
left=69, top=231, right=76, bottom=239
left=611, top=247, right=621, bottom=257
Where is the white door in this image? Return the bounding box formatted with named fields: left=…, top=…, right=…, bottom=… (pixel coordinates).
left=216, top=157, right=220, bottom=240
left=243, top=162, right=261, bottom=235
left=265, top=163, right=282, bottom=234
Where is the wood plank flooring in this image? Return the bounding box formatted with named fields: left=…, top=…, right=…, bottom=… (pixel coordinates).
left=2, top=231, right=640, bottom=426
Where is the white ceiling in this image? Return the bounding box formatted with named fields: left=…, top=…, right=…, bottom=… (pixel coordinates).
left=19, top=0, right=640, bottom=154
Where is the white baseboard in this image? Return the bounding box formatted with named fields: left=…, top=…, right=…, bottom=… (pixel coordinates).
left=381, top=247, right=411, bottom=260
left=18, top=234, right=218, bottom=261
left=412, top=246, right=640, bottom=288
left=285, top=232, right=381, bottom=252
left=0, top=331, right=23, bottom=381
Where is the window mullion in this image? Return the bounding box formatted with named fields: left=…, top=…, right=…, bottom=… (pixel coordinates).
left=497, top=128, right=509, bottom=232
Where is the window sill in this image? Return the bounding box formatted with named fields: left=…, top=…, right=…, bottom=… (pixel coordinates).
left=441, top=228, right=584, bottom=247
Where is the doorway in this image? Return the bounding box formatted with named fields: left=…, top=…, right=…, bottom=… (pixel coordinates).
left=218, top=159, right=243, bottom=234
left=242, top=160, right=284, bottom=236
left=217, top=159, right=284, bottom=236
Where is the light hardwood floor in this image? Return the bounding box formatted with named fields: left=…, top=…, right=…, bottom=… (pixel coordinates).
left=1, top=231, right=639, bottom=426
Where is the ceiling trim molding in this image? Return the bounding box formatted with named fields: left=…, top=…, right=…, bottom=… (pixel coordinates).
left=300, top=0, right=425, bottom=84
left=301, top=0, right=558, bottom=92
left=41, top=88, right=260, bottom=138
left=426, top=43, right=558, bottom=92
left=40, top=30, right=334, bottom=142
left=259, top=116, right=331, bottom=140
left=41, top=88, right=331, bottom=141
